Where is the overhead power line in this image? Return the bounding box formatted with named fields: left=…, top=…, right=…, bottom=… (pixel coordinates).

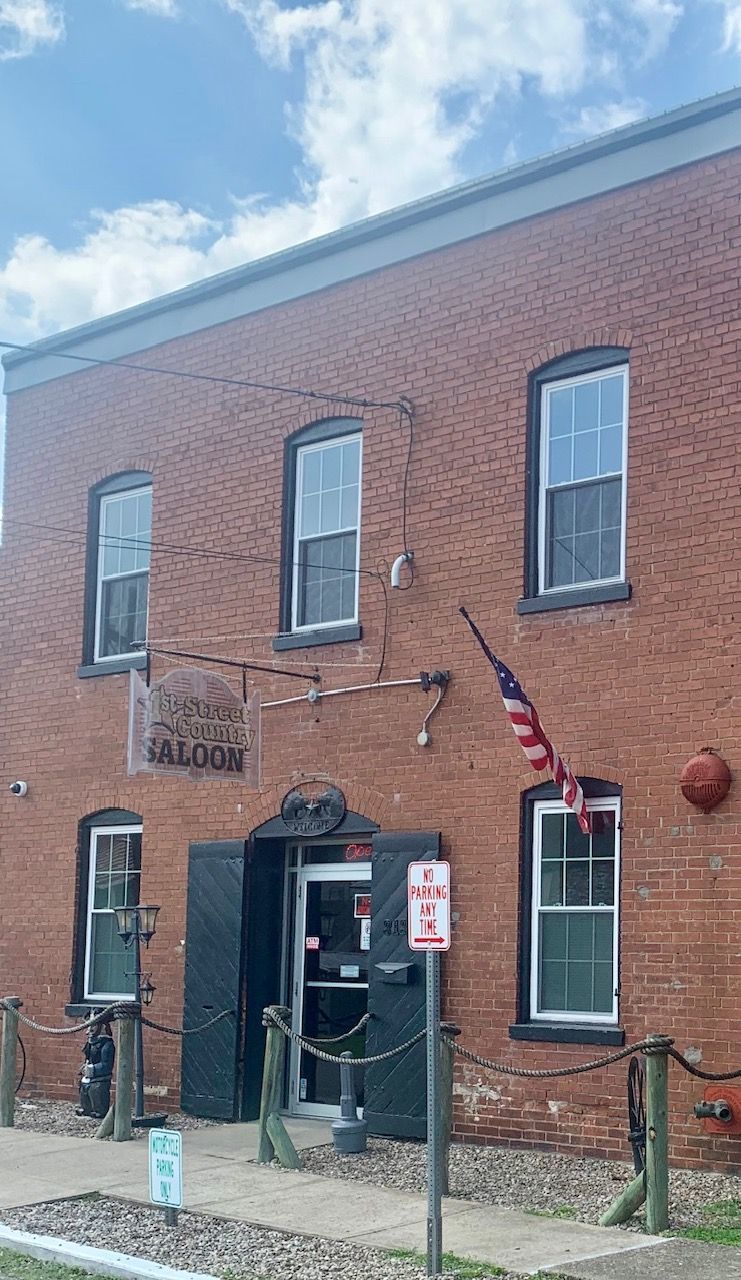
left=0, top=339, right=412, bottom=418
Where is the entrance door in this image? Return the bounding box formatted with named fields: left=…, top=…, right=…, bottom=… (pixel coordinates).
left=290, top=861, right=371, bottom=1116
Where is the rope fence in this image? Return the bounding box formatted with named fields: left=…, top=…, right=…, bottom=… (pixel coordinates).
left=4, top=992, right=741, bottom=1233
left=5, top=995, right=741, bottom=1081
left=0, top=998, right=236, bottom=1040
left=263, top=1005, right=423, bottom=1067
left=5, top=995, right=741, bottom=1085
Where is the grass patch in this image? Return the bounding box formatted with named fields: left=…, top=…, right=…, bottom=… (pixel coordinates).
left=677, top=1198, right=741, bottom=1247
left=389, top=1247, right=506, bottom=1276
left=0, top=1247, right=104, bottom=1280
left=525, top=1205, right=579, bottom=1221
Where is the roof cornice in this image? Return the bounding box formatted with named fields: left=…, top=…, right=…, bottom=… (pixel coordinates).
left=4, top=86, right=741, bottom=395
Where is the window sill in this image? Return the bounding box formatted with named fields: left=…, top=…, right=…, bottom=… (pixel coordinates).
left=516, top=582, right=631, bottom=615
left=509, top=1022, right=625, bottom=1046
left=77, top=654, right=147, bottom=679
left=273, top=623, right=362, bottom=651
left=65, top=1001, right=136, bottom=1018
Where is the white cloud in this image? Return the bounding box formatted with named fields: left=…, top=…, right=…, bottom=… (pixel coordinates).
left=121, top=0, right=179, bottom=15
left=564, top=98, right=648, bottom=138
left=0, top=203, right=216, bottom=338
left=717, top=1, right=741, bottom=50
left=0, top=1, right=680, bottom=343
left=624, top=0, right=683, bottom=57
left=0, top=0, right=63, bottom=60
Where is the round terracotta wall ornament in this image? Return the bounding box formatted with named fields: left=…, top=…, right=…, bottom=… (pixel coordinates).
left=679, top=748, right=731, bottom=813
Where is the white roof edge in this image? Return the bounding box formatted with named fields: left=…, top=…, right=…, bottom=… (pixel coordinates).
left=4, top=86, right=741, bottom=395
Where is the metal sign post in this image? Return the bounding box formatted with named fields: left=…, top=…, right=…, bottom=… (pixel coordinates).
left=408, top=861, right=451, bottom=1278
left=425, top=949, right=442, bottom=1276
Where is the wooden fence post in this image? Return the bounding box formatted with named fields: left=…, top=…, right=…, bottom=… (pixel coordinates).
left=113, top=1014, right=135, bottom=1142
left=599, top=1170, right=646, bottom=1227
left=0, top=999, right=22, bottom=1127
left=644, top=1036, right=670, bottom=1234
left=440, top=1022, right=461, bottom=1196
left=257, top=1006, right=291, bottom=1164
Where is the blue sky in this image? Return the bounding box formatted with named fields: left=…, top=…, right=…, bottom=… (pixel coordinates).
left=0, top=0, right=739, bottom=349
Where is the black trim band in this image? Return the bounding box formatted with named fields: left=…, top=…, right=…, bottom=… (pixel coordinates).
left=517, top=582, right=632, bottom=615
left=273, top=623, right=362, bottom=651
left=77, top=654, right=147, bottom=678
left=509, top=1023, right=625, bottom=1046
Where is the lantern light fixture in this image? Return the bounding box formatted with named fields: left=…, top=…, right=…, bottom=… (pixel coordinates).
left=114, top=904, right=161, bottom=948
left=139, top=975, right=156, bottom=1007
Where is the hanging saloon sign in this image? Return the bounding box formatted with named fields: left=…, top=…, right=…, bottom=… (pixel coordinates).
left=128, top=667, right=260, bottom=786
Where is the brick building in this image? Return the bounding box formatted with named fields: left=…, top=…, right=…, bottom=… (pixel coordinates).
left=2, top=88, right=741, bottom=1167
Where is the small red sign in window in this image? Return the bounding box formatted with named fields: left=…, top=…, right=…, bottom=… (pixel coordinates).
left=354, top=894, right=371, bottom=919
left=345, top=843, right=373, bottom=862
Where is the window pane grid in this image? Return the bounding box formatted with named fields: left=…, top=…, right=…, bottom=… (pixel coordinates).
left=96, top=486, right=152, bottom=660
left=540, top=367, right=626, bottom=593
left=533, top=805, right=618, bottom=1021
left=87, top=829, right=141, bottom=998
left=293, top=435, right=361, bottom=629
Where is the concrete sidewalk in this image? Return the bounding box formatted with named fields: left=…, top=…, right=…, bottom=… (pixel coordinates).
left=0, top=1123, right=737, bottom=1278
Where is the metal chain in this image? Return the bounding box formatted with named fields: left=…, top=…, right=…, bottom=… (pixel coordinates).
left=0, top=1000, right=132, bottom=1035
left=302, top=1012, right=371, bottom=1044
left=141, top=1010, right=235, bottom=1037
left=265, top=1007, right=424, bottom=1066
left=444, top=1036, right=675, bottom=1079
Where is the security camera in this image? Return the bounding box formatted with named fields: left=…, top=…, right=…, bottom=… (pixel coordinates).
left=9, top=781, right=28, bottom=797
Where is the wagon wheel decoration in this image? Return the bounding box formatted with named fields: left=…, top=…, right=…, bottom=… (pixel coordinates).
left=627, top=1056, right=646, bottom=1174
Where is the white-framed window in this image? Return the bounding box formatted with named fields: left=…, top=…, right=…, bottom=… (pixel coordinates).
left=291, top=433, right=362, bottom=631
left=94, top=485, right=152, bottom=661
left=84, top=825, right=142, bottom=1000
left=530, top=798, right=620, bottom=1024
left=538, top=366, right=628, bottom=595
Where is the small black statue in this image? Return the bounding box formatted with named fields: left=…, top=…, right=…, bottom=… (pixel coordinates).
left=76, top=1016, right=115, bottom=1119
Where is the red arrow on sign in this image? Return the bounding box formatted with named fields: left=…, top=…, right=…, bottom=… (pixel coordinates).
left=413, top=937, right=446, bottom=944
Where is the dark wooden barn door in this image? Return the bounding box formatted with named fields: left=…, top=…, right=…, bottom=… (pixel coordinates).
left=364, top=831, right=440, bottom=1138
left=180, top=840, right=246, bottom=1118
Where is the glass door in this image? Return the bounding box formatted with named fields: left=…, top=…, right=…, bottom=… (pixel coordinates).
left=290, top=862, right=371, bottom=1116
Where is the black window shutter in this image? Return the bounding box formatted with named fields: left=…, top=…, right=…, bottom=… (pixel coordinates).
left=364, top=831, right=440, bottom=1139
left=180, top=841, right=246, bottom=1118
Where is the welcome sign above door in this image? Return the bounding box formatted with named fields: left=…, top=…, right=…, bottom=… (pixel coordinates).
left=128, top=667, right=260, bottom=786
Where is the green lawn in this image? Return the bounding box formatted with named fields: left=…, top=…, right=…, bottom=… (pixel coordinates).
left=0, top=1247, right=104, bottom=1280
left=678, top=1198, right=741, bottom=1247
left=388, top=1249, right=572, bottom=1279
left=389, top=1249, right=506, bottom=1277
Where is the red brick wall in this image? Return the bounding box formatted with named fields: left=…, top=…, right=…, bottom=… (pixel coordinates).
left=2, top=148, right=741, bottom=1169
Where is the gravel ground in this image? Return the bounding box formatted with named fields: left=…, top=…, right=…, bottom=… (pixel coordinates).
left=13, top=1099, right=221, bottom=1140
left=0, top=1198, right=521, bottom=1280
left=300, top=1138, right=741, bottom=1231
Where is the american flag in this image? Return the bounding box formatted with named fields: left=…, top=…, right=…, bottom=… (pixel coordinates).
left=459, top=607, right=591, bottom=835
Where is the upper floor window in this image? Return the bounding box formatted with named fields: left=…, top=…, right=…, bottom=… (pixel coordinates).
left=96, top=485, right=152, bottom=660
left=519, top=350, right=630, bottom=616
left=274, top=419, right=363, bottom=651
left=293, top=434, right=361, bottom=630
left=80, top=472, right=152, bottom=676
left=540, top=366, right=627, bottom=593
